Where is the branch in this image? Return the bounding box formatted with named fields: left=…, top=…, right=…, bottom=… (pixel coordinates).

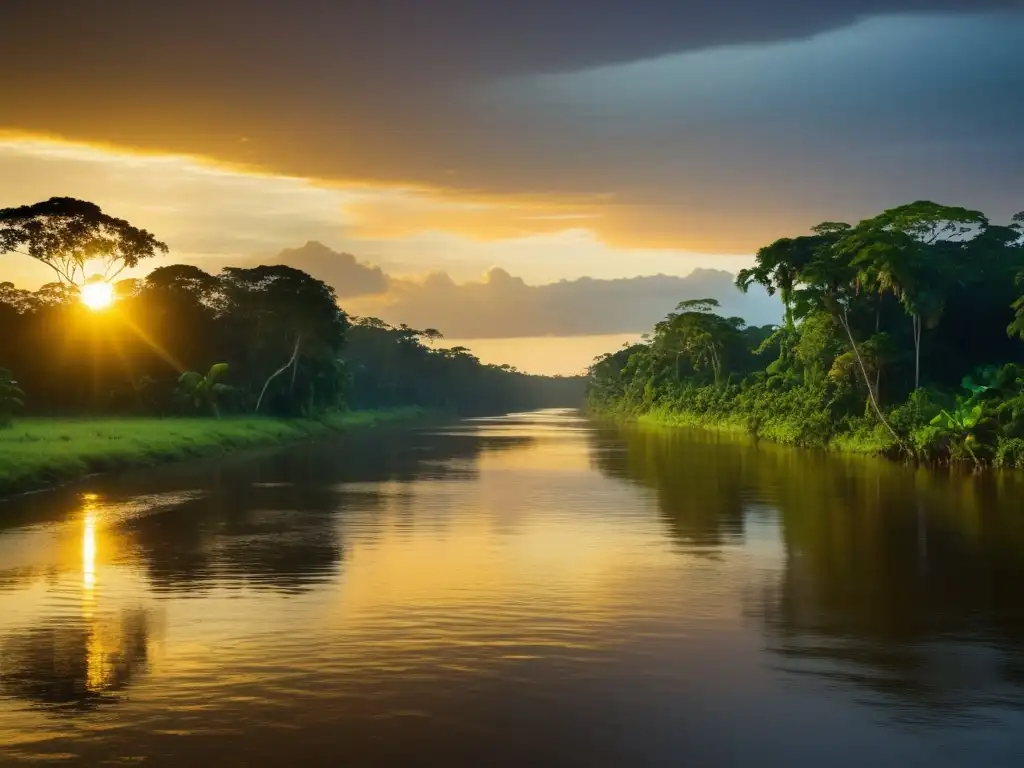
left=255, top=335, right=301, bottom=412
left=840, top=306, right=909, bottom=456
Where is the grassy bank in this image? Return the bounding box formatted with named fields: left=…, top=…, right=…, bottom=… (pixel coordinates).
left=631, top=403, right=896, bottom=456
left=602, top=391, right=1023, bottom=467
left=0, top=408, right=427, bottom=498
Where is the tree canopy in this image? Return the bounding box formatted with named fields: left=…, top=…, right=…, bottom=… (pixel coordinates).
left=589, top=200, right=1024, bottom=467
left=0, top=197, right=168, bottom=284
left=0, top=264, right=583, bottom=419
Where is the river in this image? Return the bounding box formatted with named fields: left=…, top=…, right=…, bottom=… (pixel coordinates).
left=1, top=410, right=1024, bottom=766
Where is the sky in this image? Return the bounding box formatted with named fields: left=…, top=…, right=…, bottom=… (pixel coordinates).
left=1, top=1, right=1021, bottom=374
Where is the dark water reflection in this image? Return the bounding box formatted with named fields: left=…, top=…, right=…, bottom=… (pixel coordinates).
left=594, top=425, right=1024, bottom=730
left=1, top=412, right=1024, bottom=765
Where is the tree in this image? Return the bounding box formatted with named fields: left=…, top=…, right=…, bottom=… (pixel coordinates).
left=797, top=234, right=907, bottom=451
left=652, top=299, right=744, bottom=386
left=142, top=264, right=221, bottom=305
left=840, top=201, right=988, bottom=390
left=1005, top=212, right=1024, bottom=342
left=0, top=261, right=583, bottom=419
left=422, top=328, right=444, bottom=346
left=587, top=344, right=648, bottom=407
left=0, top=198, right=168, bottom=284
left=0, top=369, right=25, bottom=427
left=0, top=282, right=36, bottom=314
left=737, top=228, right=847, bottom=330
left=218, top=266, right=348, bottom=414
left=33, top=282, right=78, bottom=307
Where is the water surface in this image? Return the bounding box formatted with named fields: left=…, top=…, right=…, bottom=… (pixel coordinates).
left=2, top=410, right=1024, bottom=766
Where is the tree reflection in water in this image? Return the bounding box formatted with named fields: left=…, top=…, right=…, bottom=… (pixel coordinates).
left=590, top=420, right=1024, bottom=723
left=1, top=609, right=153, bottom=714
left=588, top=423, right=751, bottom=550
left=99, top=425, right=536, bottom=595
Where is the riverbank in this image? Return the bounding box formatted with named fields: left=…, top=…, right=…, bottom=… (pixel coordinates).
left=632, top=404, right=895, bottom=454
left=602, top=400, right=1024, bottom=469
left=0, top=408, right=427, bottom=498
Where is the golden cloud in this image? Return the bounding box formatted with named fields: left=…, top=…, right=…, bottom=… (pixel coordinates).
left=0, top=133, right=802, bottom=255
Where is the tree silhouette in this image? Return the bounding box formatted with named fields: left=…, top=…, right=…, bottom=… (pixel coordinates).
left=0, top=197, right=167, bottom=284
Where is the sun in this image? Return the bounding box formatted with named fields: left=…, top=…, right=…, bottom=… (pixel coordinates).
left=80, top=281, right=115, bottom=310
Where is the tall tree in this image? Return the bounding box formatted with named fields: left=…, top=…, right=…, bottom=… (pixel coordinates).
left=1005, top=212, right=1024, bottom=341
left=841, top=201, right=988, bottom=390
left=0, top=198, right=167, bottom=285
left=652, top=298, right=744, bottom=386
left=737, top=223, right=850, bottom=331
left=797, top=234, right=907, bottom=450
left=219, top=265, right=348, bottom=414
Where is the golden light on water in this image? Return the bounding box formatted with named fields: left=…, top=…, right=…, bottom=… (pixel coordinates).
left=80, top=280, right=115, bottom=310
left=82, top=495, right=98, bottom=592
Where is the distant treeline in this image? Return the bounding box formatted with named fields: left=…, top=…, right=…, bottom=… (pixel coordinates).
left=588, top=201, right=1024, bottom=468
left=0, top=264, right=583, bottom=418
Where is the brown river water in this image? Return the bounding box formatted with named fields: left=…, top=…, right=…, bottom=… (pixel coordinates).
left=1, top=410, right=1024, bottom=766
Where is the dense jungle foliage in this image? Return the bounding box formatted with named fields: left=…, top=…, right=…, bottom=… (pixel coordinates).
left=0, top=199, right=582, bottom=421
left=588, top=201, right=1024, bottom=468
left=0, top=265, right=583, bottom=418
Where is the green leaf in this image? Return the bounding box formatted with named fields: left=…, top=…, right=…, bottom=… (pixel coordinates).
left=961, top=375, right=987, bottom=395
left=207, top=363, right=229, bottom=383
left=965, top=403, right=985, bottom=427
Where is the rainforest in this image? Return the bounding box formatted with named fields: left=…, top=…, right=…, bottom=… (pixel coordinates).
left=587, top=201, right=1024, bottom=468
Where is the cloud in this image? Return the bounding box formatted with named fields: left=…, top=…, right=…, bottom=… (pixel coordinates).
left=266, top=241, right=388, bottom=298
left=1, top=4, right=1021, bottom=255
left=2, top=3, right=1013, bottom=89
left=346, top=266, right=782, bottom=338
left=0, top=139, right=755, bottom=291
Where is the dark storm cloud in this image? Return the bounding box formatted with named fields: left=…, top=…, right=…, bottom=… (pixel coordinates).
left=0, top=1, right=1020, bottom=253
left=2, top=1, right=1013, bottom=83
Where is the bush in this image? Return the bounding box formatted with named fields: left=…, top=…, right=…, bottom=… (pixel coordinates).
left=995, top=437, right=1024, bottom=469
left=0, top=369, right=25, bottom=428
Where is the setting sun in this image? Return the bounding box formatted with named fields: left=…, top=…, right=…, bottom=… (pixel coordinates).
left=80, top=281, right=114, bottom=310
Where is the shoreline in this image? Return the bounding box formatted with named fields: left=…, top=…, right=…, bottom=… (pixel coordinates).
left=0, top=408, right=430, bottom=500
left=595, top=406, right=954, bottom=466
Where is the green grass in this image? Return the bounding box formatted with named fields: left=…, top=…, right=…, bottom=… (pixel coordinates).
left=0, top=408, right=426, bottom=497
left=636, top=405, right=749, bottom=435
left=630, top=406, right=898, bottom=456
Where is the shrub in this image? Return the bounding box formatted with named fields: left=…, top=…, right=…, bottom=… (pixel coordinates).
left=0, top=369, right=25, bottom=428
left=995, top=437, right=1024, bottom=469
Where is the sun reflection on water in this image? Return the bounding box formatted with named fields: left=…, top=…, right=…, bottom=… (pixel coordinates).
left=82, top=494, right=99, bottom=594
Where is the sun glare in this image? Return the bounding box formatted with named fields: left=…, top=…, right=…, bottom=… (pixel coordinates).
left=80, top=281, right=114, bottom=310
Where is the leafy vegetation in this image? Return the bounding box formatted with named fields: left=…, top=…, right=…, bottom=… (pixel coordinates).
left=0, top=197, right=167, bottom=284
left=0, top=197, right=583, bottom=491
left=588, top=201, right=1024, bottom=468
left=0, top=260, right=582, bottom=421
left=177, top=364, right=234, bottom=418
left=0, top=369, right=25, bottom=427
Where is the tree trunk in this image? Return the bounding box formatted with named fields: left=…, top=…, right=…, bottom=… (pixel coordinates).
left=256, top=336, right=301, bottom=413
left=913, top=314, right=922, bottom=391
left=841, top=307, right=907, bottom=454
